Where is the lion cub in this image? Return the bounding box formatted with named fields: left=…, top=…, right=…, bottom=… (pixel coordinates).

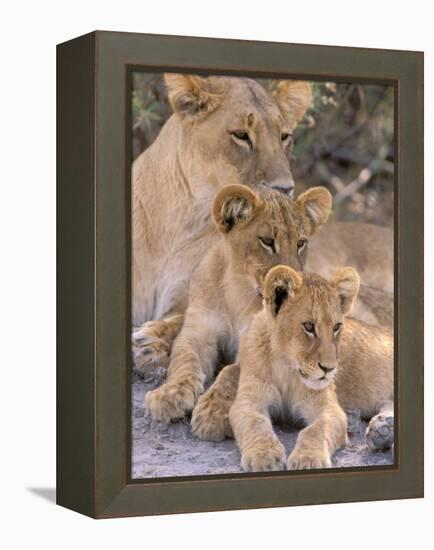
left=145, top=184, right=332, bottom=423
left=229, top=265, right=393, bottom=471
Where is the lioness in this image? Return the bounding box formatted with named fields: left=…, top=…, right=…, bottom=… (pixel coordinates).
left=145, top=183, right=332, bottom=422
left=132, top=74, right=393, bottom=372
left=193, top=266, right=393, bottom=470
left=133, top=74, right=312, bottom=327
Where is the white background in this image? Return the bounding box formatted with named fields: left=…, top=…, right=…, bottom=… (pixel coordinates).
left=1, top=0, right=432, bottom=547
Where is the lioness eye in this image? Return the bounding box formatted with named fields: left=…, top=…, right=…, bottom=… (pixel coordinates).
left=233, top=131, right=249, bottom=140
left=297, top=239, right=307, bottom=252
left=333, top=323, right=342, bottom=334
left=231, top=130, right=253, bottom=150
left=259, top=236, right=276, bottom=253
left=281, top=132, right=292, bottom=141
left=231, top=130, right=252, bottom=148
left=303, top=321, right=315, bottom=335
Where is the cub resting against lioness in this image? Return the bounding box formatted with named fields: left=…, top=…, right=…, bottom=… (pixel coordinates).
left=193, top=266, right=393, bottom=469
left=132, top=74, right=393, bottom=375
left=145, top=183, right=332, bottom=423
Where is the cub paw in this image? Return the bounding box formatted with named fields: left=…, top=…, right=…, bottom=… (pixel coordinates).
left=241, top=442, right=286, bottom=472
left=132, top=323, right=170, bottom=379
left=191, top=392, right=232, bottom=442
left=287, top=449, right=331, bottom=470
left=365, top=412, right=394, bottom=451
left=145, top=379, right=202, bottom=423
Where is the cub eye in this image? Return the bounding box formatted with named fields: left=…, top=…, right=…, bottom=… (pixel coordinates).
left=297, top=239, right=307, bottom=252
left=303, top=321, right=315, bottom=335
left=333, top=322, right=343, bottom=334
left=281, top=132, right=292, bottom=141
left=259, top=236, right=276, bottom=253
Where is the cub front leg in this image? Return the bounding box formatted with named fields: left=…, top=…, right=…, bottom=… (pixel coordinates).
left=145, top=311, right=223, bottom=423
left=287, top=402, right=347, bottom=470
left=230, top=380, right=286, bottom=472
left=132, top=313, right=184, bottom=378
left=191, top=363, right=240, bottom=441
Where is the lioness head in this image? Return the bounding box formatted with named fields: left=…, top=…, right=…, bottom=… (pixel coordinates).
left=165, top=74, right=312, bottom=196
left=212, top=184, right=332, bottom=295
left=263, top=266, right=360, bottom=390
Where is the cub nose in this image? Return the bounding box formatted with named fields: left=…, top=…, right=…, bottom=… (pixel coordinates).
left=318, top=363, right=335, bottom=374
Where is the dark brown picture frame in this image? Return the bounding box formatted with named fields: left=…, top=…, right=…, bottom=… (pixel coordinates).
left=57, top=30, right=424, bottom=519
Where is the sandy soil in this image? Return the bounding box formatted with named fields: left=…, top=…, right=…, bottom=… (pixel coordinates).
left=131, top=374, right=394, bottom=479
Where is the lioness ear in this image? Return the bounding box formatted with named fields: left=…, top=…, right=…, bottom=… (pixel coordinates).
left=164, top=73, right=222, bottom=118
left=296, top=186, right=332, bottom=236
left=212, top=184, right=262, bottom=233
left=332, top=267, right=360, bottom=315
left=264, top=265, right=303, bottom=317
left=275, top=81, right=312, bottom=129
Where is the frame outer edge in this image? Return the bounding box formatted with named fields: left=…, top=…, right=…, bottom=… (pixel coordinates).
left=59, top=31, right=424, bottom=518
left=396, top=50, right=424, bottom=498
left=56, top=31, right=97, bottom=518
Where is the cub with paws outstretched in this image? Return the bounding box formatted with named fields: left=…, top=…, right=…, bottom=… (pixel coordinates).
left=197, top=266, right=393, bottom=470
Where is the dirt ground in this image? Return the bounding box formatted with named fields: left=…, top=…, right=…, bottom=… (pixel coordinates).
left=131, top=373, right=394, bottom=479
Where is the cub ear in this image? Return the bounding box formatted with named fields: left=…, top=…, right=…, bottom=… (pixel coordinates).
left=264, top=265, right=303, bottom=318
left=212, top=184, right=263, bottom=233
left=331, top=267, right=360, bottom=315
left=164, top=73, right=222, bottom=119
left=296, top=186, right=332, bottom=236
left=275, top=81, right=312, bottom=129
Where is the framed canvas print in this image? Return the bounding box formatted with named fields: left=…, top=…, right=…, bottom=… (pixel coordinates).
left=57, top=31, right=424, bottom=518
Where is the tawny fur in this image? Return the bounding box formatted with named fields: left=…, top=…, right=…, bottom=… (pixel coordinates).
left=307, top=222, right=393, bottom=293
left=145, top=184, right=332, bottom=422
left=132, top=74, right=393, bottom=342
left=133, top=74, right=312, bottom=327
left=196, top=267, right=392, bottom=471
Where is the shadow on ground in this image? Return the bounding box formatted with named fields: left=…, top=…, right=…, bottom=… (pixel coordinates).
left=27, top=488, right=56, bottom=504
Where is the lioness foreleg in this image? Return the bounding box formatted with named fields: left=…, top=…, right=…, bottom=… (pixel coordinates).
left=191, top=363, right=240, bottom=441
left=287, top=403, right=347, bottom=470
left=230, top=380, right=286, bottom=472
left=132, top=313, right=184, bottom=378
left=145, top=310, right=224, bottom=423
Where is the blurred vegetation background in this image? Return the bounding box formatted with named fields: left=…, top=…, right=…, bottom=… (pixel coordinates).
left=132, top=73, right=394, bottom=227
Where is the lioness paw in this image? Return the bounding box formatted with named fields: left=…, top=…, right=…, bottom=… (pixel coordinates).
left=241, top=443, right=286, bottom=472
left=287, top=449, right=331, bottom=470
left=132, top=323, right=171, bottom=378
left=145, top=380, right=202, bottom=423
left=365, top=412, right=394, bottom=451
left=191, top=392, right=232, bottom=442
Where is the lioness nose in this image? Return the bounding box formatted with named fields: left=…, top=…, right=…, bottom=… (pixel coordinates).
left=267, top=178, right=295, bottom=196
left=319, top=363, right=335, bottom=374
